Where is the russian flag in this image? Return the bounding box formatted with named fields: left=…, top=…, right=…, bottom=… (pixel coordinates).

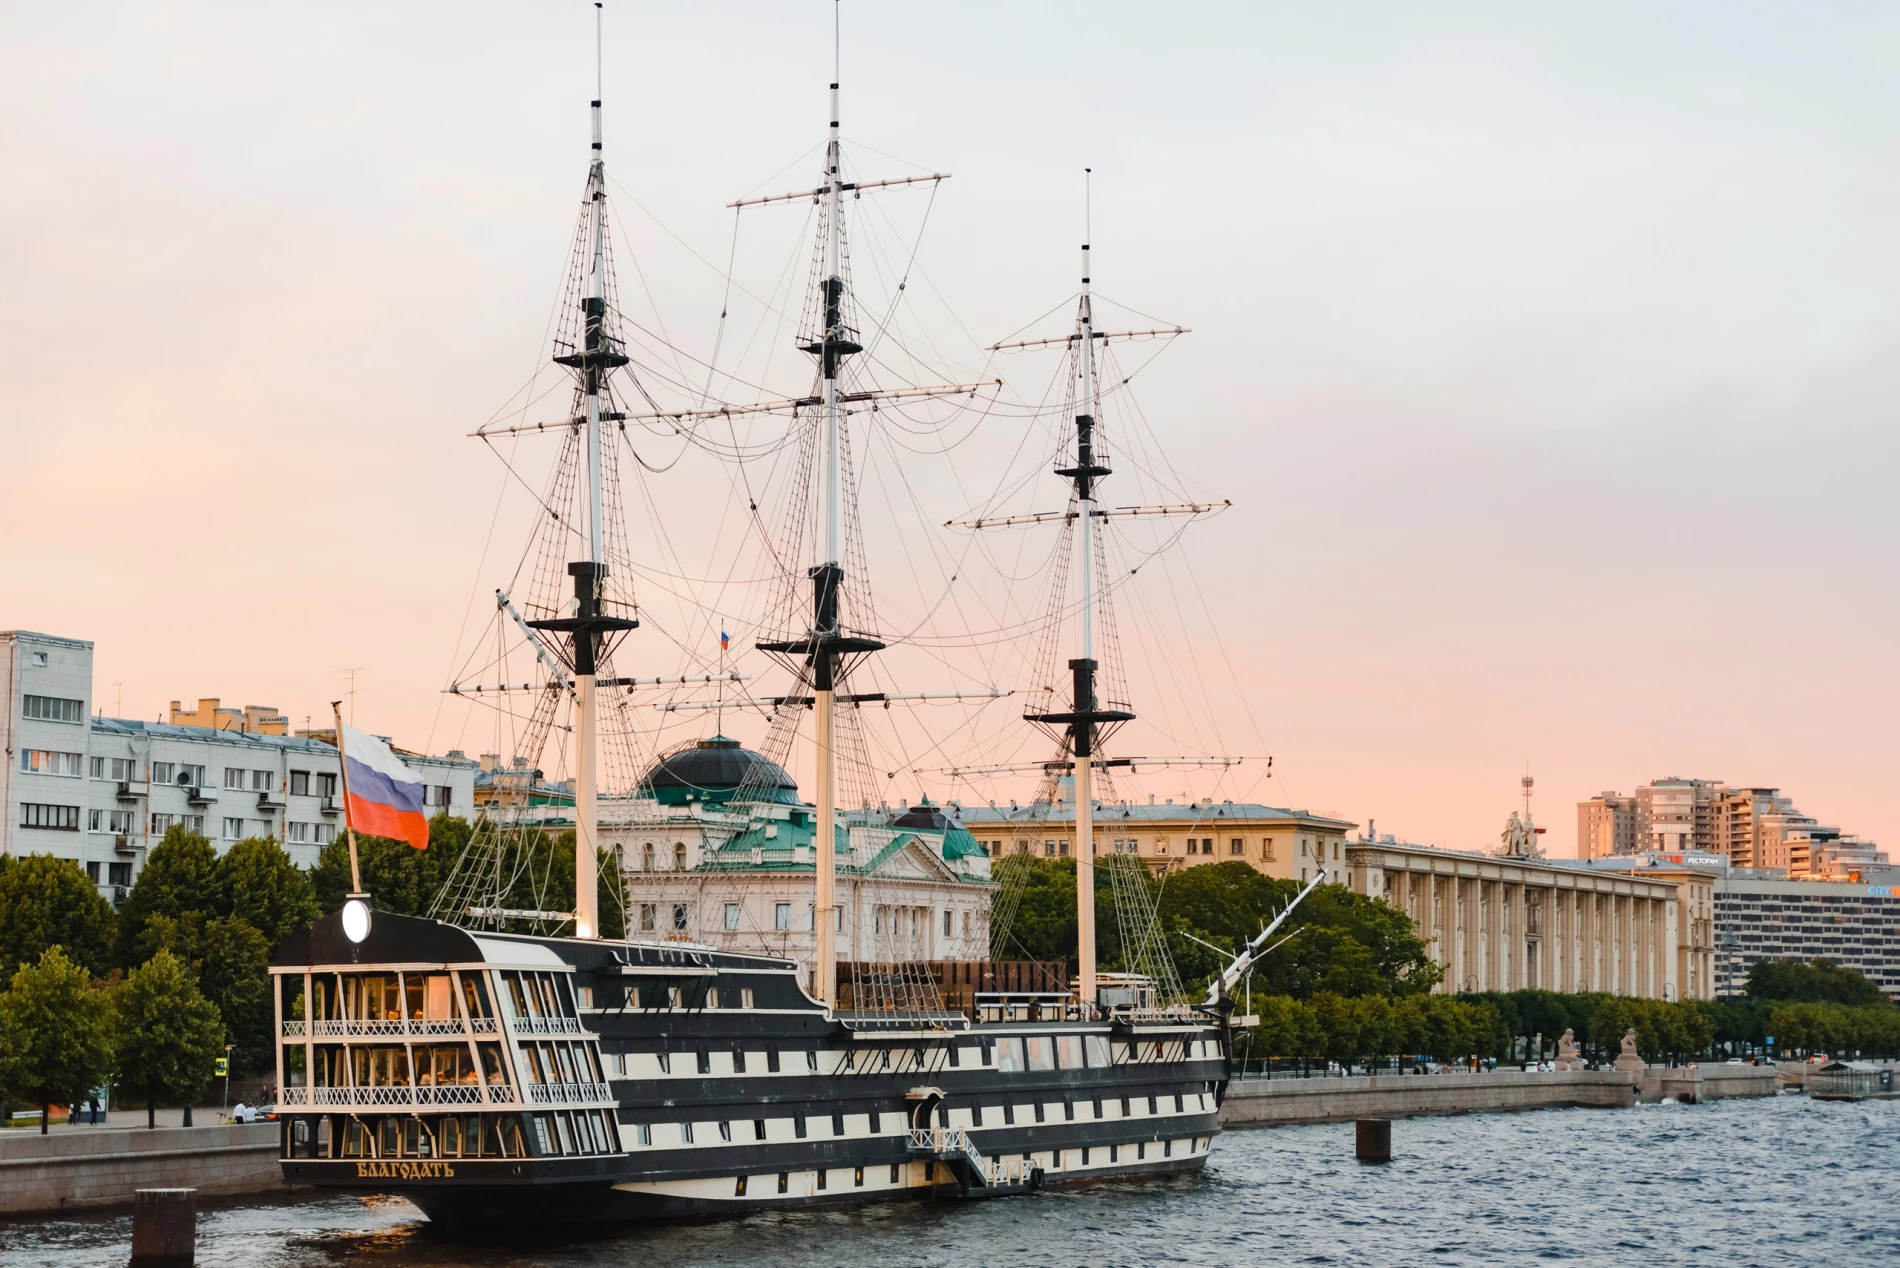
left=340, top=724, right=430, bottom=850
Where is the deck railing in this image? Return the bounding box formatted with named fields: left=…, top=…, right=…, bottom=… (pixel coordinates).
left=293, top=1017, right=499, bottom=1039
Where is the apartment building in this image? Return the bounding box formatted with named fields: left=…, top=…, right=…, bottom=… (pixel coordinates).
left=1715, top=875, right=1900, bottom=998
left=1580, top=776, right=1880, bottom=881
left=3, top=630, right=477, bottom=897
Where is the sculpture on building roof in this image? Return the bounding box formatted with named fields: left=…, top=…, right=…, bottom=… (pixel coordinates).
left=1496, top=809, right=1544, bottom=860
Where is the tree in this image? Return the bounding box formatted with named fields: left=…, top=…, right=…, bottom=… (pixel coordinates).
left=312, top=832, right=421, bottom=916
left=197, top=917, right=273, bottom=1077
left=116, top=826, right=217, bottom=968
left=113, top=949, right=224, bottom=1128
left=213, top=837, right=319, bottom=946
left=0, top=947, right=113, bottom=1133
left=0, top=854, right=115, bottom=976
left=1746, top=957, right=1888, bottom=1008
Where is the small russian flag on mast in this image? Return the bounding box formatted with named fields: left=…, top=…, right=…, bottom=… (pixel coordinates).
left=339, top=724, right=430, bottom=851
left=719, top=630, right=730, bottom=652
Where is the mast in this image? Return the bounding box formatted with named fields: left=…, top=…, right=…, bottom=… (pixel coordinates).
left=535, top=1, right=635, bottom=940
left=1071, top=235, right=1103, bottom=1011
left=756, top=58, right=884, bottom=1007
left=1021, top=201, right=1131, bottom=1014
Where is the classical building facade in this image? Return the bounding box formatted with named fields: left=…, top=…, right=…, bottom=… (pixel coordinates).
left=2, top=630, right=477, bottom=894
left=613, top=738, right=994, bottom=983
left=958, top=795, right=1355, bottom=883
left=1338, top=840, right=1693, bottom=998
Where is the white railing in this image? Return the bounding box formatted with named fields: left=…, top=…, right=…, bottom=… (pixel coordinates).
left=280, top=1086, right=308, bottom=1105
left=298, top=1018, right=491, bottom=1038
left=908, top=1127, right=990, bottom=1180
left=526, top=1081, right=614, bottom=1105
left=305, top=1083, right=503, bottom=1107
left=511, top=1015, right=584, bottom=1036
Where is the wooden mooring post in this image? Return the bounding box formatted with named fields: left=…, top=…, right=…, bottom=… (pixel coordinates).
left=130, top=1187, right=196, bottom=1267
left=1354, top=1119, right=1392, bottom=1163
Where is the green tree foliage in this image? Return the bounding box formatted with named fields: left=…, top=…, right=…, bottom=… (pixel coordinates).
left=1155, top=862, right=1441, bottom=997
left=1766, top=1000, right=1900, bottom=1057
left=0, top=854, right=115, bottom=976
left=0, top=947, right=114, bottom=1133
left=312, top=817, right=623, bottom=939
left=1238, top=991, right=1495, bottom=1069
left=115, top=825, right=217, bottom=968
left=1746, top=957, right=1888, bottom=1008
left=196, top=917, right=273, bottom=1076
left=1590, top=996, right=1718, bottom=1065
left=312, top=832, right=423, bottom=915
left=113, top=949, right=224, bottom=1128
left=213, top=837, right=319, bottom=946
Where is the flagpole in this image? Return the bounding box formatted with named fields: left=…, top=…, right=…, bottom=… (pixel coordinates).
left=331, top=701, right=363, bottom=894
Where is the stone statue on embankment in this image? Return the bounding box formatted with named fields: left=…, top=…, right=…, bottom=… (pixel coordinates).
left=1613, top=1028, right=1648, bottom=1076
left=1554, top=1028, right=1582, bottom=1071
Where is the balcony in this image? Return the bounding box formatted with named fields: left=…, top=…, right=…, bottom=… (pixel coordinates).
left=318, top=795, right=341, bottom=816
left=301, top=1083, right=509, bottom=1108
left=297, top=1017, right=499, bottom=1039
left=115, top=781, right=143, bottom=802
left=184, top=786, right=215, bottom=807
left=510, top=1015, right=584, bottom=1036
left=257, top=791, right=286, bottom=811
left=114, top=834, right=136, bottom=854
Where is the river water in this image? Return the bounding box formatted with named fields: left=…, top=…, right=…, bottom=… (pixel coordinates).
left=4, top=1093, right=1894, bottom=1267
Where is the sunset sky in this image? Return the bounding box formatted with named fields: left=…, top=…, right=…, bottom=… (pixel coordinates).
left=5, top=2, right=1897, bottom=857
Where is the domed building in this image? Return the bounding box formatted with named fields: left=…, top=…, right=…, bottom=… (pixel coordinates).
left=637, top=735, right=798, bottom=808
left=616, top=738, right=993, bottom=984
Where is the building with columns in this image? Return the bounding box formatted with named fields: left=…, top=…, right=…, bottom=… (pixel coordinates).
left=1339, top=839, right=1693, bottom=999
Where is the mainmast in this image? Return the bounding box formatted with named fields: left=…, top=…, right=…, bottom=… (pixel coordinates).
left=532, top=2, right=635, bottom=940
left=758, top=68, right=883, bottom=1005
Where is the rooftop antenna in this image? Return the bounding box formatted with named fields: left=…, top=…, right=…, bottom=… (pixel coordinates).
left=1522, top=768, right=1534, bottom=821
left=338, top=667, right=365, bottom=726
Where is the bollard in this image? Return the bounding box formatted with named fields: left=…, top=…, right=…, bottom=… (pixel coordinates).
left=1354, top=1118, right=1392, bottom=1163
left=131, top=1188, right=196, bottom=1268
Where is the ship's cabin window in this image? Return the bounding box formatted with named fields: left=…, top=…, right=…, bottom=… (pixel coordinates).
left=1056, top=1035, right=1083, bottom=1069
left=353, top=1047, right=411, bottom=1087
left=501, top=970, right=574, bottom=1019
left=1025, top=1036, right=1055, bottom=1071
left=994, top=1037, right=1024, bottom=1072
left=460, top=972, right=493, bottom=1019
left=478, top=1043, right=509, bottom=1085
left=341, top=1119, right=371, bottom=1157
left=806, top=1049, right=818, bottom=1072
left=1085, top=1035, right=1111, bottom=1067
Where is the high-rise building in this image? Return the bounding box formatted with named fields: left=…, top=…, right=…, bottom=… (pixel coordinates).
left=1634, top=777, right=1726, bottom=854
left=1577, top=792, right=1638, bottom=858
left=1582, top=776, right=1879, bottom=881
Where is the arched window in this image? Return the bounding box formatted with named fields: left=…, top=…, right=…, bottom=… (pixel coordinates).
left=642, top=843, right=655, bottom=872
left=674, top=842, right=687, bottom=871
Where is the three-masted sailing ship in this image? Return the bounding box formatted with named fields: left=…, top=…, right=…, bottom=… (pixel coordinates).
left=267, top=13, right=1310, bottom=1227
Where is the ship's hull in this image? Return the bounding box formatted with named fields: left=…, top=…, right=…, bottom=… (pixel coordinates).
left=271, top=913, right=1228, bottom=1229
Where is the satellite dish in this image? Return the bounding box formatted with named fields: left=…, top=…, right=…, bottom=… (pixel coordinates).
left=341, top=897, right=373, bottom=944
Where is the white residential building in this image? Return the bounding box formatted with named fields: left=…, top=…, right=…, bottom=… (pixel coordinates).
left=3, top=630, right=477, bottom=898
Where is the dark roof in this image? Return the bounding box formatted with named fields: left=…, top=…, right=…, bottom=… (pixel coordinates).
left=639, top=735, right=797, bottom=806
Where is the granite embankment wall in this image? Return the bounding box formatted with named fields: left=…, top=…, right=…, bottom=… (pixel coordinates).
left=0, top=1123, right=283, bottom=1215
left=1221, top=1065, right=1777, bottom=1127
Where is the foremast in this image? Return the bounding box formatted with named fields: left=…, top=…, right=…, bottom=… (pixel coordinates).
left=530, top=2, right=636, bottom=941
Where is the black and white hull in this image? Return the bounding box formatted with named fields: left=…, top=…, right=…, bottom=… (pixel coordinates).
left=271, top=909, right=1227, bottom=1227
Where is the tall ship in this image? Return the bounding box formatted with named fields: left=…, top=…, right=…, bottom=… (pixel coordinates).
left=268, top=9, right=1311, bottom=1227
